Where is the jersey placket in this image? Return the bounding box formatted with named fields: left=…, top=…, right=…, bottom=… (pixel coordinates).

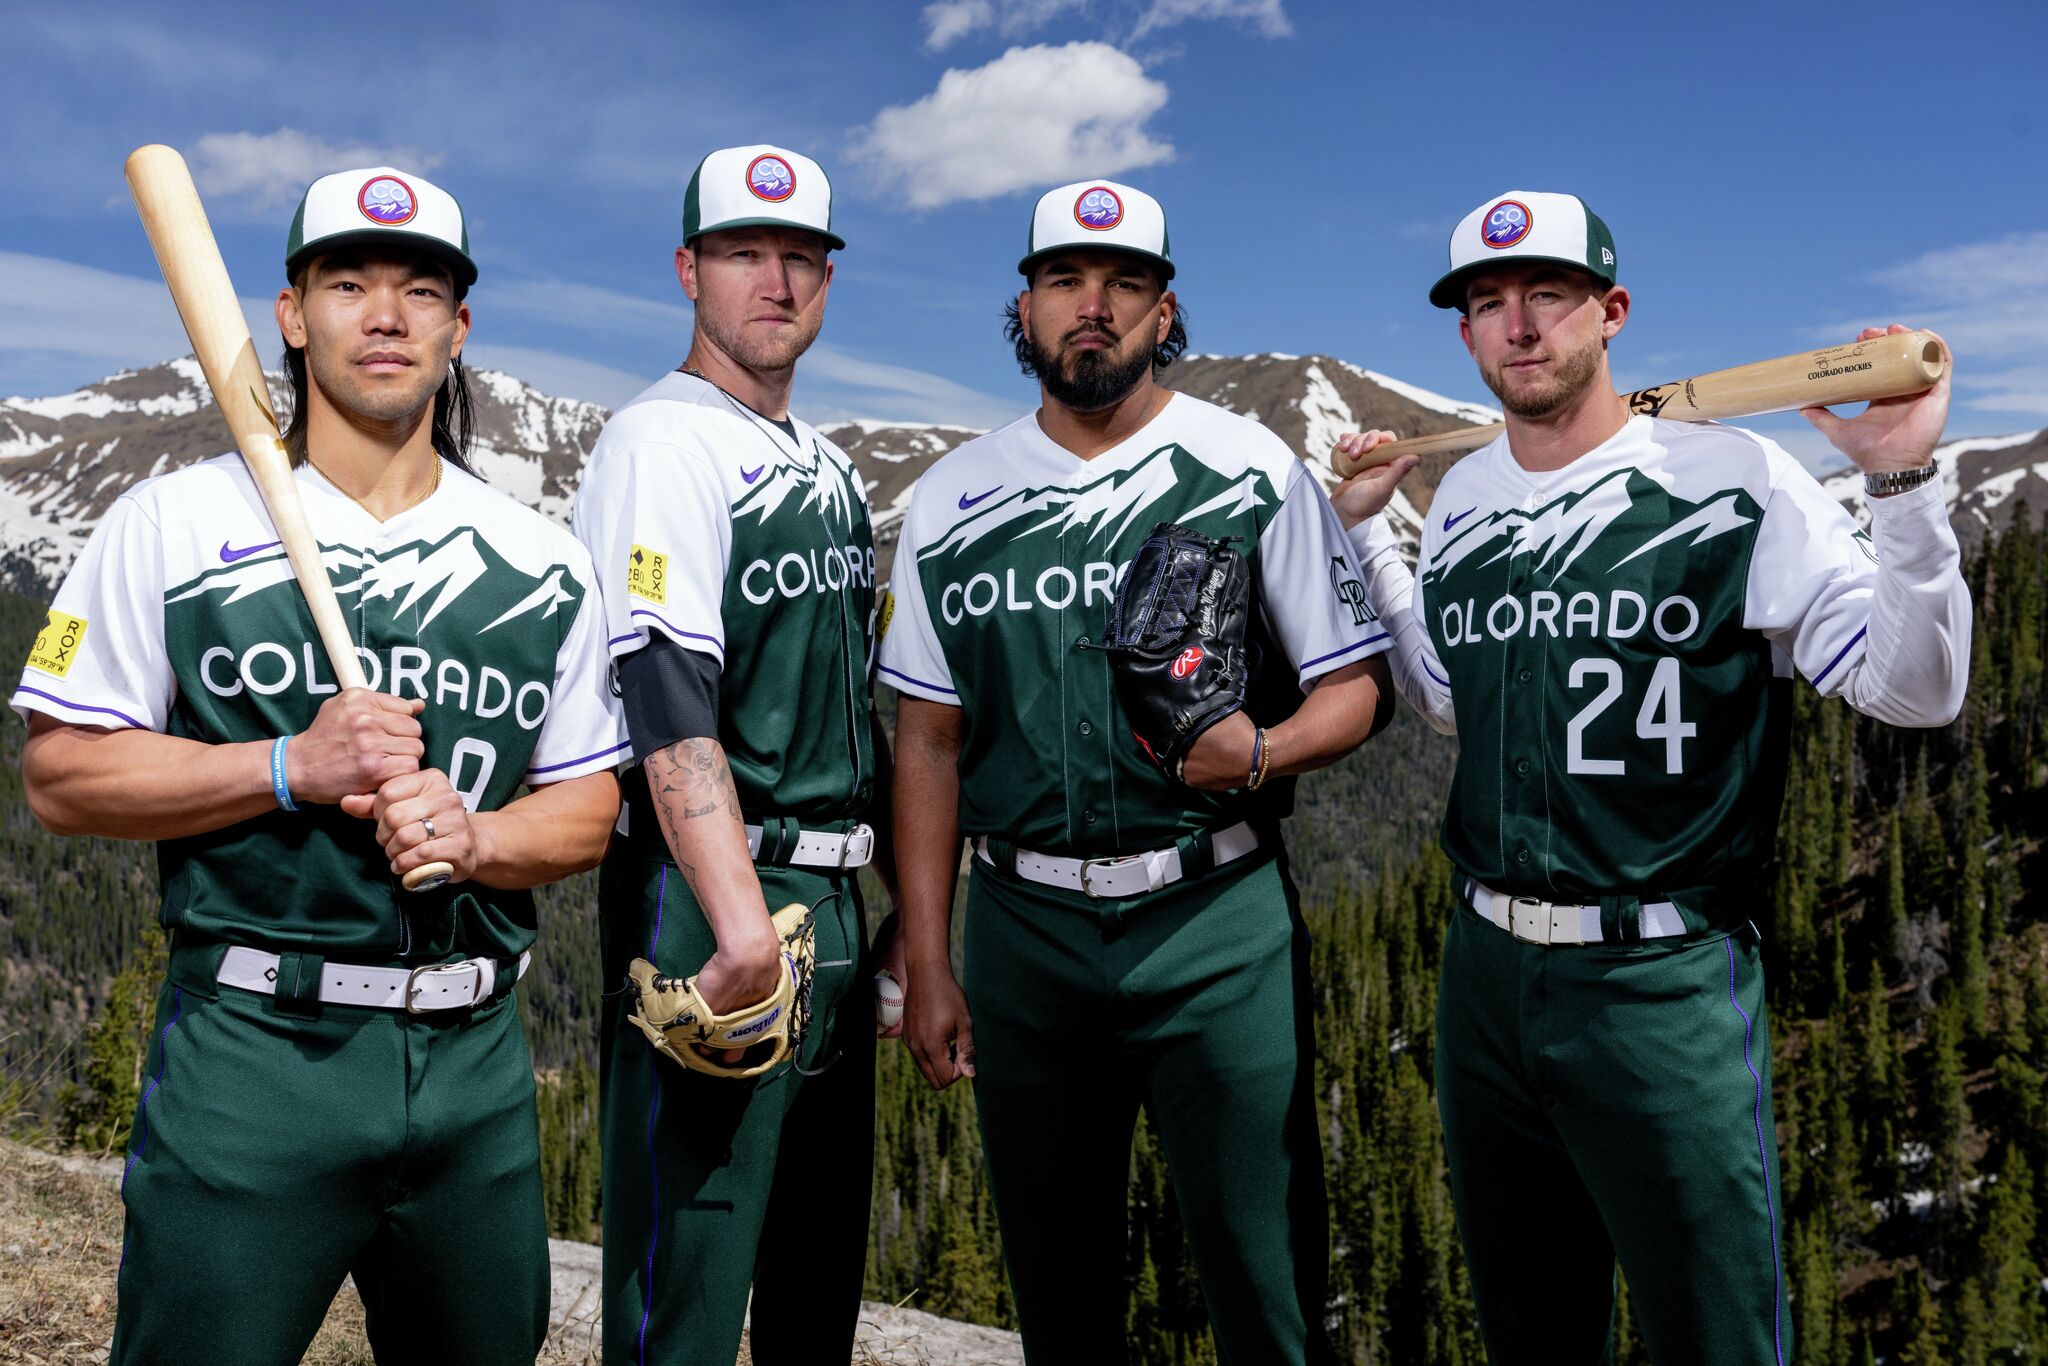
left=1500, top=485, right=1546, bottom=886
left=1057, top=515, right=1114, bottom=849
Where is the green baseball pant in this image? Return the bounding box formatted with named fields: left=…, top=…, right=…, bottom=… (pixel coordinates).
left=1435, top=906, right=1790, bottom=1365
left=963, top=845, right=1334, bottom=1366
left=599, top=853, right=875, bottom=1366
left=112, top=939, right=548, bottom=1366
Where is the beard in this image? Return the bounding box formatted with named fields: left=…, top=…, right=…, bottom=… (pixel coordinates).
left=1031, top=325, right=1154, bottom=413
left=1478, top=334, right=1605, bottom=419
left=697, top=303, right=823, bottom=374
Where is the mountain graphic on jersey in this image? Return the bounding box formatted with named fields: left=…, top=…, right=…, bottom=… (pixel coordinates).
left=1421, top=466, right=1764, bottom=598
left=918, top=443, right=1275, bottom=568
left=731, top=438, right=863, bottom=533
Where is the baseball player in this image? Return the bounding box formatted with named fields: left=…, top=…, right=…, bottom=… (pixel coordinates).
left=1331, top=190, right=1970, bottom=1365
left=571, top=144, right=895, bottom=1366
left=14, top=166, right=628, bottom=1364
left=883, top=179, right=1395, bottom=1364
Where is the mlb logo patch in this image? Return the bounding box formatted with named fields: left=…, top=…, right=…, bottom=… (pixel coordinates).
left=358, top=175, right=417, bottom=226
left=1074, top=186, right=1123, bottom=231
left=747, top=154, right=796, bottom=203
left=628, top=545, right=668, bottom=604
left=1481, top=199, right=1532, bottom=249
left=26, top=610, right=87, bottom=678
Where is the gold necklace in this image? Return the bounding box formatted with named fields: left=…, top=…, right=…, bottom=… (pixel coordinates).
left=310, top=456, right=442, bottom=522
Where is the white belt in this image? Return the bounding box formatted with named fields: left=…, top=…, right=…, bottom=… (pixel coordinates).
left=745, top=822, right=875, bottom=870
left=1465, top=879, right=1687, bottom=946
left=218, top=946, right=530, bottom=1013
left=975, top=821, right=1261, bottom=899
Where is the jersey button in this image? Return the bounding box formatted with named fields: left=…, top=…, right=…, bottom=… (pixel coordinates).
left=1517, top=668, right=1534, bottom=685
left=1515, top=847, right=1531, bottom=865
left=1514, top=758, right=1531, bottom=777
left=1076, top=634, right=1090, bottom=648
left=1083, top=810, right=1098, bottom=825
left=1077, top=720, right=1093, bottom=736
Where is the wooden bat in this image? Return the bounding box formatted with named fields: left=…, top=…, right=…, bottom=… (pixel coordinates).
left=124, top=144, right=454, bottom=893
left=1332, top=330, right=1948, bottom=477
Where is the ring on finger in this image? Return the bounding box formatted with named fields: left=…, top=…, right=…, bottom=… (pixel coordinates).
left=421, top=817, right=437, bottom=840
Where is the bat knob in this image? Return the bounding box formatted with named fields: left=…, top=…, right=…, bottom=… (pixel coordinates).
left=403, top=861, right=455, bottom=893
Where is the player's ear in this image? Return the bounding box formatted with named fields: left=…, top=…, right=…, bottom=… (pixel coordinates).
left=1156, top=289, right=1176, bottom=345
left=675, top=246, right=700, bottom=302
left=276, top=287, right=307, bottom=349
left=1457, top=312, right=1476, bottom=358
left=449, top=299, right=470, bottom=359
left=1600, top=285, right=1629, bottom=341
left=1016, top=288, right=1034, bottom=343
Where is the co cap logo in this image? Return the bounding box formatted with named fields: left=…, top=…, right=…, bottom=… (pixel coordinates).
left=1481, top=199, right=1532, bottom=249
left=747, top=154, right=796, bottom=202
left=358, top=176, right=417, bottom=226
left=1074, top=186, right=1123, bottom=231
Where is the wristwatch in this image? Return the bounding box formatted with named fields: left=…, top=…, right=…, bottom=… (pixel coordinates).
left=1864, top=465, right=1938, bottom=498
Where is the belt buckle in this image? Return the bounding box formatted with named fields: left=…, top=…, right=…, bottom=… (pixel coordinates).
left=837, top=825, right=872, bottom=872
left=1509, top=896, right=1551, bottom=946
left=405, top=960, right=481, bottom=1014
left=1078, top=857, right=1120, bottom=899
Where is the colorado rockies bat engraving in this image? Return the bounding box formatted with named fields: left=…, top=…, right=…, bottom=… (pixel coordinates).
left=1332, top=330, right=1948, bottom=476
left=124, top=143, right=454, bottom=892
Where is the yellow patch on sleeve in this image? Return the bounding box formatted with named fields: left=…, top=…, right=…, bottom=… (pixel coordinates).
left=26, top=610, right=88, bottom=678
left=875, top=591, right=895, bottom=643
left=627, top=545, right=667, bottom=604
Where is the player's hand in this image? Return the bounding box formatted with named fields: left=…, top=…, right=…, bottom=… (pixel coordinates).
left=1330, top=431, right=1420, bottom=530
left=1801, top=325, right=1952, bottom=477
left=873, top=911, right=908, bottom=1040
left=289, top=689, right=425, bottom=804
left=905, top=959, right=975, bottom=1090
left=1180, top=711, right=1260, bottom=790
left=341, top=767, right=478, bottom=884
left=693, top=920, right=787, bottom=1017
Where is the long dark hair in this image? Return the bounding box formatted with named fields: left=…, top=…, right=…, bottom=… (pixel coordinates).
left=1002, top=296, right=1189, bottom=377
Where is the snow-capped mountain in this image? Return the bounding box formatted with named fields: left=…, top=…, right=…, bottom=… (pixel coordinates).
left=1818, top=426, right=2048, bottom=550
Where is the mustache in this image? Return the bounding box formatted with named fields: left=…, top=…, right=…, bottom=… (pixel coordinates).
left=1062, top=323, right=1120, bottom=346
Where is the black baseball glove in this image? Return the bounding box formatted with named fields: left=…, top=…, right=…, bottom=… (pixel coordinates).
left=1090, top=521, right=1253, bottom=783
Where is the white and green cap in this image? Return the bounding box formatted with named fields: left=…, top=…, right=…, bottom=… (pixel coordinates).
left=682, top=144, right=843, bottom=250
left=285, top=166, right=475, bottom=290
left=1019, top=179, right=1174, bottom=281
left=1429, top=190, right=1616, bottom=310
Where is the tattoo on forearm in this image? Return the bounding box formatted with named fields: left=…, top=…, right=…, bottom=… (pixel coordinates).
left=650, top=738, right=741, bottom=830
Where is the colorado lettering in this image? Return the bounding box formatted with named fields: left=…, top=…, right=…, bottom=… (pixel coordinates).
left=938, top=561, right=1127, bottom=626
left=199, top=641, right=552, bottom=729
left=739, top=543, right=876, bottom=605
left=1436, top=589, right=1701, bottom=648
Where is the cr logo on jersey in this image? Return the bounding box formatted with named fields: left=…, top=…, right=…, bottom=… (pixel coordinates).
left=1170, top=646, right=1203, bottom=679
left=1074, top=186, right=1123, bottom=231
left=1329, top=556, right=1374, bottom=627
left=358, top=176, right=417, bottom=225
left=1482, top=199, right=1531, bottom=249
left=747, top=155, right=796, bottom=202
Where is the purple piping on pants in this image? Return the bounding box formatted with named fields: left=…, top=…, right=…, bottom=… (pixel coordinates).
left=1726, top=938, right=1786, bottom=1366
left=121, top=987, right=183, bottom=1192
left=637, top=863, right=670, bottom=1363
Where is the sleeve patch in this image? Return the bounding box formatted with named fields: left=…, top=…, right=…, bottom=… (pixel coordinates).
left=26, top=611, right=87, bottom=678
left=1329, top=556, right=1378, bottom=627
left=627, top=545, right=668, bottom=604
left=875, top=590, right=895, bottom=643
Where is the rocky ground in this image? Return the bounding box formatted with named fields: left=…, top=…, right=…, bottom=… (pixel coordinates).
left=0, top=1138, right=1022, bottom=1365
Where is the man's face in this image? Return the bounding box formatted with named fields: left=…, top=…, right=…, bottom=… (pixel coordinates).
left=678, top=226, right=833, bottom=372
left=1018, top=251, right=1173, bottom=413
left=1458, top=265, right=1621, bottom=420
left=278, top=251, right=467, bottom=426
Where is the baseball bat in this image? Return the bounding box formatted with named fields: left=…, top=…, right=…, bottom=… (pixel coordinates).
left=1331, top=330, right=1947, bottom=477
left=124, top=144, right=453, bottom=892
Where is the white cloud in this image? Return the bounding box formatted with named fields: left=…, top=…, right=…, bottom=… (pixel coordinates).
left=849, top=43, right=1172, bottom=209
left=1129, top=0, right=1290, bottom=40
left=922, top=0, right=1090, bottom=50
left=799, top=344, right=1018, bottom=428
left=1852, top=230, right=2048, bottom=421
left=188, top=128, right=443, bottom=212
left=0, top=251, right=276, bottom=385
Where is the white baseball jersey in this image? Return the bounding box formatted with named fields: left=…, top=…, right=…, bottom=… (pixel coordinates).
left=1347, top=414, right=1969, bottom=910
left=11, top=454, right=627, bottom=959
left=881, top=392, right=1391, bottom=853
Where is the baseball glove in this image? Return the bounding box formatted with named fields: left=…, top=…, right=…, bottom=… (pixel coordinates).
left=1091, top=521, right=1253, bottom=782
left=625, top=902, right=816, bottom=1079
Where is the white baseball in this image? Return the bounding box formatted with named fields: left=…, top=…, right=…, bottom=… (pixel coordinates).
left=875, top=970, right=905, bottom=1031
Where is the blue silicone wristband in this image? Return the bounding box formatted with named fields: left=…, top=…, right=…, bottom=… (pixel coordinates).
left=271, top=736, right=298, bottom=813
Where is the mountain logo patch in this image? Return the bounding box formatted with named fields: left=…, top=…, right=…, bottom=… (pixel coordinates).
left=747, top=155, right=796, bottom=203
left=1482, top=199, right=1531, bottom=249
left=1074, top=186, right=1123, bottom=231
left=358, top=176, right=417, bottom=226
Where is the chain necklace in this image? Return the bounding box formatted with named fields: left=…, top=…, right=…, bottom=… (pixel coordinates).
left=310, top=455, right=443, bottom=522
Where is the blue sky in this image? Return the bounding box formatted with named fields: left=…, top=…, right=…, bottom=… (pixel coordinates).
left=5, top=0, right=2044, bottom=468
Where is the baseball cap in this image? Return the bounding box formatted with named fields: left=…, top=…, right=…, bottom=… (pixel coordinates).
left=1428, top=191, right=1617, bottom=310
left=1018, top=179, right=1174, bottom=282
left=285, top=167, right=475, bottom=291
left=683, top=145, right=844, bottom=250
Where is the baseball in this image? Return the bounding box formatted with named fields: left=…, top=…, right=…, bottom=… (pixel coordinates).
left=875, top=970, right=905, bottom=1031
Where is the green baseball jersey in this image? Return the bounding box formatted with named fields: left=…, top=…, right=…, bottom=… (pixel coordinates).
left=11, top=455, right=628, bottom=960
left=571, top=371, right=878, bottom=825
left=879, top=393, right=1390, bottom=854
left=1352, top=415, right=1968, bottom=912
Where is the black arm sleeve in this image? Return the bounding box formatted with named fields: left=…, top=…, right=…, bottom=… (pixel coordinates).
left=616, top=633, right=722, bottom=762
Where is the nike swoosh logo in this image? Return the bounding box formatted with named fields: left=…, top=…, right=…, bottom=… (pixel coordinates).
left=220, top=540, right=281, bottom=563
left=1443, top=506, right=1478, bottom=531
left=740, top=465, right=766, bottom=484
left=958, top=485, right=1002, bottom=511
